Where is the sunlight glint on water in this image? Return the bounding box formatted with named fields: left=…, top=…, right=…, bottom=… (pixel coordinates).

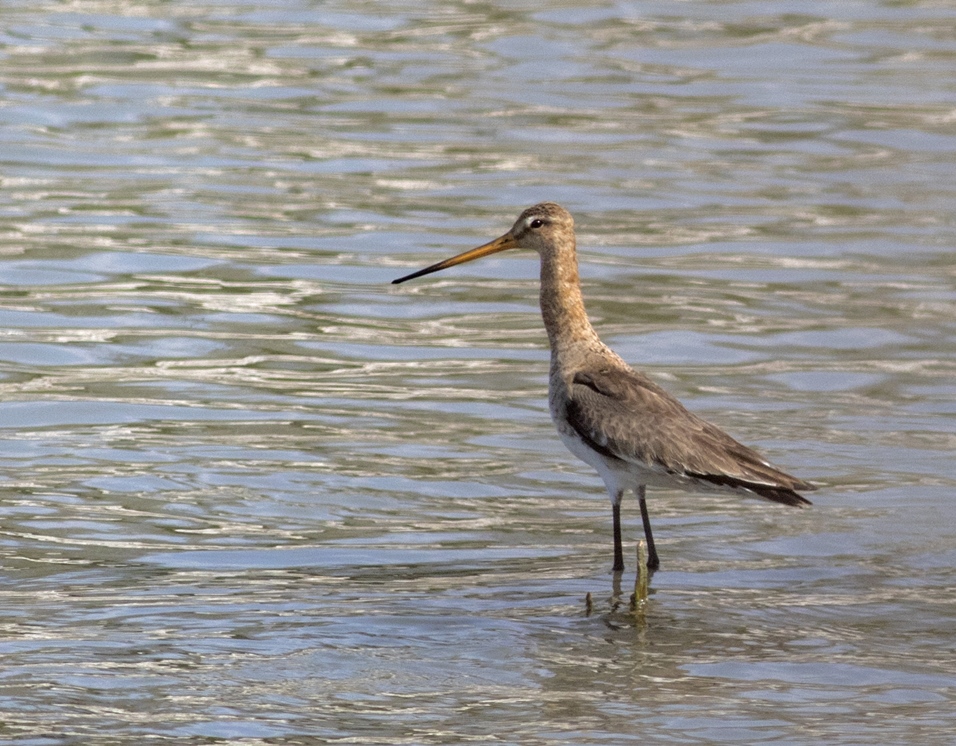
left=0, top=1, right=954, bottom=743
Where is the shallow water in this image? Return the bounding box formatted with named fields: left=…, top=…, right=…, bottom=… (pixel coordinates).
left=1, top=1, right=955, bottom=743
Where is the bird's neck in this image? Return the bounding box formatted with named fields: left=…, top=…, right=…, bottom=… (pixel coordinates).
left=539, top=245, right=601, bottom=353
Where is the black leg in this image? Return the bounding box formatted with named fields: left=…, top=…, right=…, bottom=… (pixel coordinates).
left=638, top=485, right=660, bottom=570
left=612, top=497, right=624, bottom=573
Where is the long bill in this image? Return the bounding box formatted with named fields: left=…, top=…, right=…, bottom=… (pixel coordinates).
left=392, top=233, right=520, bottom=284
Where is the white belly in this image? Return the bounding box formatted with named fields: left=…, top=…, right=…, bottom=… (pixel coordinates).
left=553, top=415, right=706, bottom=502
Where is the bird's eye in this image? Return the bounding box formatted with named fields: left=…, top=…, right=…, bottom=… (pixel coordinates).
left=529, top=219, right=544, bottom=229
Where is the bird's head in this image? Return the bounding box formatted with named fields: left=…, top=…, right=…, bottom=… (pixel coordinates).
left=392, top=202, right=574, bottom=284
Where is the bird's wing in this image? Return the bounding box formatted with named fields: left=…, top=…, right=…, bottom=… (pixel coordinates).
left=564, top=367, right=813, bottom=506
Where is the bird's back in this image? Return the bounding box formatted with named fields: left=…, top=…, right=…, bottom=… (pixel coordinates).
left=552, top=352, right=814, bottom=506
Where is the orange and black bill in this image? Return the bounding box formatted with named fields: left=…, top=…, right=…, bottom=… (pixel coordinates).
left=392, top=233, right=519, bottom=284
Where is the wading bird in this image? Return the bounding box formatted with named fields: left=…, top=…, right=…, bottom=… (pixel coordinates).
left=393, top=203, right=813, bottom=572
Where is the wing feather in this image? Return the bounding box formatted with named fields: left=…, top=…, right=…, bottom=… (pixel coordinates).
left=564, top=367, right=813, bottom=506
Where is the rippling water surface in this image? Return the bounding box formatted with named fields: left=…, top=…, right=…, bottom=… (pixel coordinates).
left=2, top=1, right=955, bottom=742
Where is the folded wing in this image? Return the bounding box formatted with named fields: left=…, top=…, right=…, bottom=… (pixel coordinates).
left=564, top=367, right=813, bottom=506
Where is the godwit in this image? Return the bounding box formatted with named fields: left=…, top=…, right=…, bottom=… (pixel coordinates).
left=393, top=202, right=813, bottom=572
